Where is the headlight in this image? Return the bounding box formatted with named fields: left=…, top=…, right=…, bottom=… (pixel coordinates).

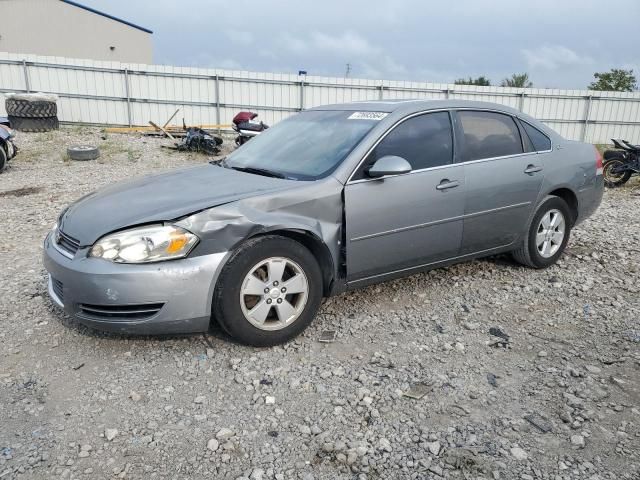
left=89, top=225, right=198, bottom=263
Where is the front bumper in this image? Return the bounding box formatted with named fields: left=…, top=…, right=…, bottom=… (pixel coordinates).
left=43, top=231, right=228, bottom=334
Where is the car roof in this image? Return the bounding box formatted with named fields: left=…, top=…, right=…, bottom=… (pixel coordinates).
left=308, top=99, right=522, bottom=116
left=307, top=99, right=558, bottom=141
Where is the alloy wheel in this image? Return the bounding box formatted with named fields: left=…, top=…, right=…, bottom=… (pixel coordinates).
left=536, top=208, right=565, bottom=258
left=239, top=257, right=309, bottom=331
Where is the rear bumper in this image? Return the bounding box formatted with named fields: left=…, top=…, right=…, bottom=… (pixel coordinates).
left=43, top=231, right=228, bottom=335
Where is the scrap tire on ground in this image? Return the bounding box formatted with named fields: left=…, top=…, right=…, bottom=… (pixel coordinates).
left=5, top=99, right=57, bottom=118
left=67, top=145, right=100, bottom=161
left=8, top=116, right=59, bottom=132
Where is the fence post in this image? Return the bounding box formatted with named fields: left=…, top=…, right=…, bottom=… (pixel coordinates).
left=444, top=88, right=450, bottom=99
left=22, top=60, right=31, bottom=93
left=378, top=84, right=384, bottom=100
left=215, top=74, right=221, bottom=134
left=299, top=79, right=305, bottom=111
left=582, top=95, right=592, bottom=142
left=519, top=92, right=525, bottom=111
left=124, top=68, right=132, bottom=127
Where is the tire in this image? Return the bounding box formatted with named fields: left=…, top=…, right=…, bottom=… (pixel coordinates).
left=213, top=235, right=323, bottom=347
left=5, top=99, right=57, bottom=118
left=67, top=145, right=100, bottom=161
left=603, top=159, right=632, bottom=187
left=512, top=195, right=572, bottom=269
left=9, top=116, right=59, bottom=132
left=0, top=145, right=6, bottom=173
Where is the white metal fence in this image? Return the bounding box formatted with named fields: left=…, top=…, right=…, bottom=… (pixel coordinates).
left=1, top=52, right=640, bottom=143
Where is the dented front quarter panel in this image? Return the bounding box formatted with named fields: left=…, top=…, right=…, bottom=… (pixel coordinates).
left=177, top=176, right=345, bottom=281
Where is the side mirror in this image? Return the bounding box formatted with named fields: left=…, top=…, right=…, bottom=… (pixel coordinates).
left=366, top=155, right=412, bottom=178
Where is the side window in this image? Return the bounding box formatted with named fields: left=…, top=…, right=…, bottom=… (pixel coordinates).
left=458, top=111, right=523, bottom=161
left=354, top=112, right=453, bottom=179
left=522, top=121, right=552, bottom=152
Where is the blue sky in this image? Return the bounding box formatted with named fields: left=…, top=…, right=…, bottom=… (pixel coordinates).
left=80, top=0, right=640, bottom=89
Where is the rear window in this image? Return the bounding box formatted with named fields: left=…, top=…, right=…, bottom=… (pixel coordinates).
left=458, top=111, right=523, bottom=161
left=522, top=121, right=552, bottom=152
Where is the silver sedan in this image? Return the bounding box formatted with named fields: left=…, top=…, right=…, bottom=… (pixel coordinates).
left=44, top=100, right=604, bottom=346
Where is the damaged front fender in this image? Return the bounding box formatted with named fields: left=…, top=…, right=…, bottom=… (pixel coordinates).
left=177, top=176, right=345, bottom=293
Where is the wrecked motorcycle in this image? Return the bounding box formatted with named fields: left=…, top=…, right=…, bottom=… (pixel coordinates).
left=0, top=117, right=19, bottom=172
left=176, top=127, right=223, bottom=155
left=232, top=111, right=268, bottom=146
left=603, top=138, right=640, bottom=187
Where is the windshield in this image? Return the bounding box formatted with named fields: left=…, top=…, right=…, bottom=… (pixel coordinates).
left=224, top=110, right=378, bottom=180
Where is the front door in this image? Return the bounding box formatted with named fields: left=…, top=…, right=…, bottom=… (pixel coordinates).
left=345, top=111, right=466, bottom=282
left=455, top=110, right=545, bottom=254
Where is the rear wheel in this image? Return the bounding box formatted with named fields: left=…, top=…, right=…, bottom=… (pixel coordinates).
left=213, top=235, right=323, bottom=346
left=512, top=196, right=571, bottom=269
left=603, top=159, right=632, bottom=187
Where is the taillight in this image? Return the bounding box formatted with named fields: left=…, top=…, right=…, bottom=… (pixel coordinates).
left=595, top=146, right=603, bottom=176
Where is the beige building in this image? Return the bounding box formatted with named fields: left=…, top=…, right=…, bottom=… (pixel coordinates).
left=0, top=0, right=153, bottom=63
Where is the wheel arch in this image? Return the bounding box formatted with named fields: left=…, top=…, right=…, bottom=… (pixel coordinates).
left=547, top=187, right=579, bottom=225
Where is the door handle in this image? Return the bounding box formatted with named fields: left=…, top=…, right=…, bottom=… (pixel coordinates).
left=436, top=179, right=460, bottom=190
left=524, top=164, right=543, bottom=174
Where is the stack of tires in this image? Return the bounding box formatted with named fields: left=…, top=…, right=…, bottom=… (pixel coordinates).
left=5, top=94, right=59, bottom=132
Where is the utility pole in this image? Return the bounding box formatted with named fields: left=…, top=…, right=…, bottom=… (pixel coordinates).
left=345, top=63, right=351, bottom=78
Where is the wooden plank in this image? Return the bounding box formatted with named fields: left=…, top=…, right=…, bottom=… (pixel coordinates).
left=149, top=121, right=176, bottom=140
left=104, top=124, right=231, bottom=134
left=162, top=109, right=180, bottom=129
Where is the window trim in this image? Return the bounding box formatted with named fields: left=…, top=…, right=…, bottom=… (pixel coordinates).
left=346, top=107, right=552, bottom=185
left=346, top=108, right=456, bottom=184
left=514, top=117, right=534, bottom=153
left=518, top=118, right=553, bottom=153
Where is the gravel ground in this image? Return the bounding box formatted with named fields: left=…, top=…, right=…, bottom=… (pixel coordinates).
left=0, top=127, right=639, bottom=480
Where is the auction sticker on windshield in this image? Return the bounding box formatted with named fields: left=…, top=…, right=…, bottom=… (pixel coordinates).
left=348, top=112, right=389, bottom=120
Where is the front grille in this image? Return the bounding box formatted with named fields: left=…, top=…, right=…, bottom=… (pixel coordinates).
left=78, top=303, right=165, bottom=321
left=51, top=277, right=64, bottom=303
left=56, top=229, right=80, bottom=256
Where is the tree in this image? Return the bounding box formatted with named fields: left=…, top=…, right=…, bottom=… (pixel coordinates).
left=589, top=69, right=637, bottom=92
left=501, top=73, right=533, bottom=88
left=454, top=76, right=491, bottom=86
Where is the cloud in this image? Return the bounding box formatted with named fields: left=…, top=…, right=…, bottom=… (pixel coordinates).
left=224, top=30, right=255, bottom=46
left=310, top=31, right=380, bottom=57
left=522, top=45, right=593, bottom=70
left=278, top=33, right=310, bottom=55
left=77, top=0, right=640, bottom=89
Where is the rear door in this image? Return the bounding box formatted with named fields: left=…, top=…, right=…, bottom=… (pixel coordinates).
left=455, top=110, right=545, bottom=254
left=345, top=111, right=465, bottom=282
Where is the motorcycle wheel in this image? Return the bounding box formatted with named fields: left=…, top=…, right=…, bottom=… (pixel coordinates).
left=603, top=159, right=632, bottom=188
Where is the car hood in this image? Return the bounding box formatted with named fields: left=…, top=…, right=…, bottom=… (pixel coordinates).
left=58, top=164, right=296, bottom=245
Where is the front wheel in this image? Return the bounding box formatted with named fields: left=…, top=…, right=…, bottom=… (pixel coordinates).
left=512, top=196, right=572, bottom=269
left=212, top=235, right=323, bottom=347
left=603, top=159, right=632, bottom=187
